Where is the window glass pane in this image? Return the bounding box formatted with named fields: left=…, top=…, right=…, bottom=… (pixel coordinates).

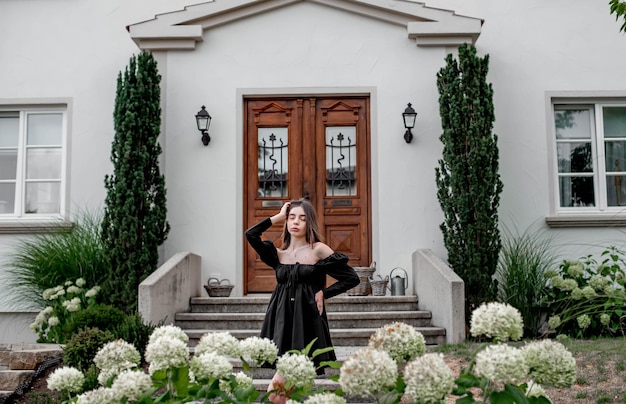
left=559, top=176, right=595, bottom=207
left=557, top=142, right=593, bottom=173
left=257, top=127, right=288, bottom=198
left=26, top=149, right=62, bottom=179
left=605, top=140, right=626, bottom=172
left=0, top=183, right=16, bottom=214
left=554, top=109, right=591, bottom=140
left=606, top=175, right=626, bottom=206
left=25, top=182, right=60, bottom=214
left=603, top=106, right=626, bottom=139
left=0, top=114, right=19, bottom=147
left=0, top=149, right=18, bottom=180
left=27, top=113, right=63, bottom=145
left=326, top=126, right=357, bottom=196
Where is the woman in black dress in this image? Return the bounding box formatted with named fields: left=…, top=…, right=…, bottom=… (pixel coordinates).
left=245, top=199, right=359, bottom=398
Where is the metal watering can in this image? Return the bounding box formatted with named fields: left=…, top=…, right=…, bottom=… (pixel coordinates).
left=388, top=267, right=408, bottom=296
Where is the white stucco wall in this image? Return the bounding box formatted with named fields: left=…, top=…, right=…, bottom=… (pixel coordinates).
left=1, top=0, right=625, bottom=323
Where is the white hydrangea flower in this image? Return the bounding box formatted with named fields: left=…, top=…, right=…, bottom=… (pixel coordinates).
left=525, top=381, right=551, bottom=401
left=148, top=325, right=189, bottom=345
left=276, top=353, right=317, bottom=389
left=48, top=316, right=60, bottom=326
left=47, top=366, right=85, bottom=393
left=189, top=351, right=233, bottom=382
left=600, top=313, right=611, bottom=326
left=522, top=340, right=576, bottom=388
left=367, top=322, right=426, bottom=363
left=547, top=315, right=561, bottom=330
left=339, top=348, right=398, bottom=398
left=75, top=278, right=86, bottom=287
left=239, top=336, right=278, bottom=366
left=566, top=261, right=584, bottom=277
left=473, top=343, right=528, bottom=385
left=62, top=297, right=82, bottom=312
left=577, top=314, right=591, bottom=330
left=195, top=331, right=241, bottom=357
left=560, top=279, right=578, bottom=291
left=76, top=387, right=119, bottom=404
left=85, top=286, right=100, bottom=298
left=589, top=275, right=608, bottom=291
left=110, top=369, right=153, bottom=402
left=303, top=392, right=347, bottom=404
left=93, top=340, right=141, bottom=383
left=470, top=302, right=524, bottom=342
left=219, top=371, right=253, bottom=396
left=403, top=353, right=455, bottom=403
left=66, top=285, right=82, bottom=294
left=145, top=335, right=190, bottom=374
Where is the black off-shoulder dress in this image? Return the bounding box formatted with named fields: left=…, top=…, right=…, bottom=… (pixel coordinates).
left=245, top=218, right=360, bottom=370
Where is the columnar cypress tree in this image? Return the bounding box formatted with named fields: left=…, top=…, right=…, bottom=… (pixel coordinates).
left=435, top=43, right=503, bottom=321
left=101, top=51, right=170, bottom=313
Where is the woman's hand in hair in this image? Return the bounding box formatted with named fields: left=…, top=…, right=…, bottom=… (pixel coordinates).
left=270, top=201, right=291, bottom=224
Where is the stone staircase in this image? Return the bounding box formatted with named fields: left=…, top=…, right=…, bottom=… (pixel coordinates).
left=0, top=343, right=63, bottom=402
left=175, top=294, right=446, bottom=399
left=175, top=294, right=446, bottom=347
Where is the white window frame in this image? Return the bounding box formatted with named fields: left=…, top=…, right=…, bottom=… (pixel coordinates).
left=546, top=92, right=626, bottom=227
left=0, top=99, right=70, bottom=233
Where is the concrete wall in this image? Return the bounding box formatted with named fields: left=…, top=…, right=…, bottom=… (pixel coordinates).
left=0, top=313, right=37, bottom=344
left=412, top=249, right=465, bottom=344
left=138, top=252, right=202, bottom=326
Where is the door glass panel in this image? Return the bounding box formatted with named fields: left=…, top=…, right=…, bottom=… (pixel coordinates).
left=325, top=126, right=356, bottom=196
left=257, top=127, right=288, bottom=198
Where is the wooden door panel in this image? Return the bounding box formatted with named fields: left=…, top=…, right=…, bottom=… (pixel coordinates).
left=325, top=224, right=363, bottom=262
left=244, top=96, right=370, bottom=293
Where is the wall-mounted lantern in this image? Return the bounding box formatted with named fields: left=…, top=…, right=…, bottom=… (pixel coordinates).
left=195, top=105, right=212, bottom=146
left=402, top=103, right=417, bottom=143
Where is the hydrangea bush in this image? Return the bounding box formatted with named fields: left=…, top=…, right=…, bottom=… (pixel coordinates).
left=544, top=246, right=626, bottom=337
left=30, top=278, right=101, bottom=343
left=47, top=303, right=577, bottom=404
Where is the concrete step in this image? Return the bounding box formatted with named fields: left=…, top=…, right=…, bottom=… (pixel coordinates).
left=176, top=310, right=433, bottom=330
left=184, top=326, right=446, bottom=347
left=189, top=295, right=419, bottom=313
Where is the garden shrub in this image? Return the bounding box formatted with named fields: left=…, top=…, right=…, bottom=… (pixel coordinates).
left=544, top=246, right=626, bottom=338
left=62, top=327, right=116, bottom=371
left=66, top=303, right=126, bottom=335
left=30, top=279, right=102, bottom=343
left=496, top=223, right=558, bottom=336
left=113, top=312, right=164, bottom=358
left=0, top=209, right=108, bottom=311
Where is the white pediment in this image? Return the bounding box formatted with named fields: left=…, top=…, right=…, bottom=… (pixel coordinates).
left=128, top=0, right=483, bottom=50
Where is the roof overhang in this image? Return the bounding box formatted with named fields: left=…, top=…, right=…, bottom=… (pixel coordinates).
left=128, top=0, right=483, bottom=50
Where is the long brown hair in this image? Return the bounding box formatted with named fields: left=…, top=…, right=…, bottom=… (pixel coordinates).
left=280, top=198, right=324, bottom=249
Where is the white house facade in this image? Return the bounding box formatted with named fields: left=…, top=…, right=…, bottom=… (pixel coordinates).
left=1, top=0, right=625, bottom=343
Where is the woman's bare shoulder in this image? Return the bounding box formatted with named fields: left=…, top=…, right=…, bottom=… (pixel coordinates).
left=313, top=242, right=334, bottom=260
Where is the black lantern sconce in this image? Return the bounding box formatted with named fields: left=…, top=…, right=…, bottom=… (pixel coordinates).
left=402, top=103, right=417, bottom=143
left=195, top=105, right=212, bottom=146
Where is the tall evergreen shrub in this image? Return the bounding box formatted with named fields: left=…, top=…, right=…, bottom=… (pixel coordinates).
left=435, top=43, right=503, bottom=321
left=101, top=52, right=170, bottom=313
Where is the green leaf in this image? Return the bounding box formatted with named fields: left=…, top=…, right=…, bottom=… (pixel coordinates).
left=311, top=345, right=334, bottom=358
left=455, top=373, right=480, bottom=388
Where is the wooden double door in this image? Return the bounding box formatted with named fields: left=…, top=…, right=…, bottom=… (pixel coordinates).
left=244, top=96, right=372, bottom=293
